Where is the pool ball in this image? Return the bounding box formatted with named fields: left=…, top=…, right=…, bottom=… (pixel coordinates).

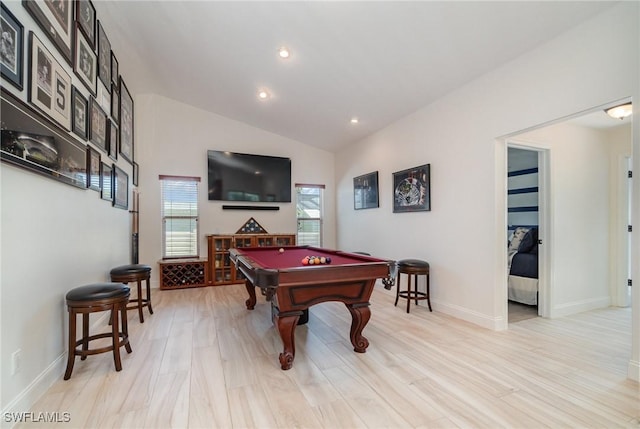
left=279, top=248, right=284, bottom=253
left=320, top=257, right=326, bottom=264
left=301, top=257, right=309, bottom=265
left=325, top=257, right=332, bottom=264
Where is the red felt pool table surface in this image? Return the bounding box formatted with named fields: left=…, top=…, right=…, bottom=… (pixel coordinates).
left=232, top=246, right=378, bottom=269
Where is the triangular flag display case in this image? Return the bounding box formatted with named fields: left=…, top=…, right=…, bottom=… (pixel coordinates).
left=236, top=217, right=268, bottom=234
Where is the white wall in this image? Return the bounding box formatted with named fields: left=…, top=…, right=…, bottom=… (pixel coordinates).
left=135, top=94, right=336, bottom=288
left=334, top=3, right=639, bottom=330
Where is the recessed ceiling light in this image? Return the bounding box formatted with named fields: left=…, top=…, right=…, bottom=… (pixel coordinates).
left=258, top=89, right=270, bottom=100
left=350, top=118, right=359, bottom=124
left=278, top=46, right=290, bottom=59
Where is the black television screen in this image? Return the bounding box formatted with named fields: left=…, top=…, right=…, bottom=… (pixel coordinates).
left=207, top=150, right=292, bottom=202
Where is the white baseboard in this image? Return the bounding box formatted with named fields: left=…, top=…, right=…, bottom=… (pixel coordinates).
left=433, top=300, right=504, bottom=331
left=628, top=359, right=640, bottom=382
left=550, top=296, right=610, bottom=318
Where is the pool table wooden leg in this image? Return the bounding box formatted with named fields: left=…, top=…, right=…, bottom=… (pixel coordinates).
left=347, top=303, right=371, bottom=353
left=276, top=314, right=300, bottom=370
left=244, top=280, right=257, bottom=310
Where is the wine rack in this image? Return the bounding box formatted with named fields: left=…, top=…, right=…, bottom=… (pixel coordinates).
left=159, top=259, right=208, bottom=289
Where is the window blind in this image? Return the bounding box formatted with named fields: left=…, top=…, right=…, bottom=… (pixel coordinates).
left=160, top=176, right=200, bottom=258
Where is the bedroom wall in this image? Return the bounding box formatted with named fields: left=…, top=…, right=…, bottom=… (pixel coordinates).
left=334, top=3, right=639, bottom=329
left=135, top=94, right=336, bottom=288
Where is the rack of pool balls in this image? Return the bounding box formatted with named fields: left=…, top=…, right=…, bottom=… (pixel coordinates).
left=301, top=255, right=332, bottom=265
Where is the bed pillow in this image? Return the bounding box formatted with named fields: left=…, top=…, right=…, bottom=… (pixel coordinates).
left=518, top=228, right=538, bottom=253
left=508, top=227, right=529, bottom=253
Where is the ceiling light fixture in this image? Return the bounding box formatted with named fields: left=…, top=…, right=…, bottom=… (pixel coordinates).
left=350, top=118, right=359, bottom=124
left=605, top=102, right=633, bottom=120
left=257, top=89, right=270, bottom=100
left=278, top=47, right=290, bottom=59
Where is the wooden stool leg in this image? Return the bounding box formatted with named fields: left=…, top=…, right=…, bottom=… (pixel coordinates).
left=81, top=313, right=89, bottom=360
left=394, top=273, right=401, bottom=306
left=64, top=310, right=76, bottom=380
left=406, top=274, right=412, bottom=313
left=146, top=277, right=153, bottom=315
left=111, top=305, right=123, bottom=372
left=121, top=302, right=132, bottom=354
left=426, top=271, right=432, bottom=312
left=136, top=280, right=144, bottom=323
left=414, top=274, right=420, bottom=305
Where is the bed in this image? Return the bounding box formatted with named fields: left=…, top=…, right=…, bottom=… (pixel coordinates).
left=508, top=227, right=539, bottom=305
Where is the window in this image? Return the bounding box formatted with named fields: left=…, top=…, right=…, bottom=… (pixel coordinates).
left=160, top=175, right=200, bottom=258
left=296, top=184, right=324, bottom=246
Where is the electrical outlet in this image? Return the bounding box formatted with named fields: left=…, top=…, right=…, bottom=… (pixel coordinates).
left=11, top=349, right=21, bottom=375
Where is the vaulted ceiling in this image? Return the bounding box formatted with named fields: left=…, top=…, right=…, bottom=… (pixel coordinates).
left=95, top=1, right=617, bottom=152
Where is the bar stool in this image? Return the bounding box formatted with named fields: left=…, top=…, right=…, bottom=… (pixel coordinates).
left=395, top=259, right=431, bottom=313
left=64, top=283, right=132, bottom=380
left=110, top=264, right=153, bottom=323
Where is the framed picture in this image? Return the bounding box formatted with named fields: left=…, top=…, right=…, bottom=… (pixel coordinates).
left=113, top=163, right=128, bottom=209
left=354, top=171, right=379, bottom=210
left=108, top=119, right=118, bottom=161
left=2, top=88, right=86, bottom=189
left=75, top=0, right=96, bottom=48
left=119, top=77, right=134, bottom=164
left=110, top=51, right=118, bottom=86
left=28, top=32, right=72, bottom=130
left=23, top=0, right=73, bottom=64
left=97, top=20, right=111, bottom=90
left=71, top=86, right=88, bottom=140
left=1, top=4, right=24, bottom=90
left=86, top=145, right=100, bottom=191
left=393, top=164, right=431, bottom=213
left=88, top=96, right=107, bottom=152
left=100, top=161, right=112, bottom=201
left=73, top=24, right=96, bottom=95
left=110, top=83, right=119, bottom=124
left=133, top=161, right=139, bottom=186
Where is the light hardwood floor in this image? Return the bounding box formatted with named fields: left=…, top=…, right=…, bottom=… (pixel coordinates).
left=17, top=284, right=639, bottom=428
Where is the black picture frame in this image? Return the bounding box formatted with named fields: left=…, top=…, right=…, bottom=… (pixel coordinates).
left=86, top=145, right=100, bottom=191
left=23, top=0, right=73, bottom=64
left=97, top=20, right=111, bottom=90
left=110, top=83, right=119, bottom=124
left=100, top=162, right=112, bottom=201
left=1, top=3, right=24, bottom=90
left=393, top=164, right=431, bottom=213
left=71, top=86, right=88, bottom=140
left=110, top=51, right=118, bottom=86
left=75, top=0, right=95, bottom=48
left=119, top=77, right=133, bottom=164
left=133, top=161, right=139, bottom=186
left=1, top=87, right=86, bottom=189
left=113, top=163, right=128, bottom=209
left=73, top=24, right=96, bottom=95
left=108, top=119, right=118, bottom=161
left=88, top=96, right=107, bottom=152
left=354, top=171, right=379, bottom=210
left=28, top=32, right=72, bottom=130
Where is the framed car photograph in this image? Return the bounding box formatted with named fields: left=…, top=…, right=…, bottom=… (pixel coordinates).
left=97, top=20, right=111, bottom=89
left=1, top=3, right=24, bottom=90
left=100, top=162, right=112, bottom=201
left=73, top=24, right=96, bottom=95
left=28, top=32, right=72, bottom=130
left=75, top=0, right=96, bottom=48
left=88, top=96, right=107, bottom=152
left=393, top=164, right=431, bottom=213
left=108, top=119, right=118, bottom=161
left=71, top=86, right=88, bottom=140
left=86, top=145, right=100, bottom=191
left=113, top=163, right=128, bottom=209
left=119, top=77, right=134, bottom=163
left=23, top=0, right=73, bottom=64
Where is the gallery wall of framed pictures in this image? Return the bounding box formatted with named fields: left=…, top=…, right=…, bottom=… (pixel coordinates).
left=0, top=0, right=137, bottom=211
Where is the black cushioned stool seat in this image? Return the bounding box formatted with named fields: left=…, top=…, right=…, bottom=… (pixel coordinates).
left=395, top=259, right=431, bottom=313
left=110, top=264, right=153, bottom=323
left=64, top=283, right=132, bottom=380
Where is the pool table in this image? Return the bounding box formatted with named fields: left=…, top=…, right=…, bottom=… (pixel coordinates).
left=229, top=245, right=395, bottom=370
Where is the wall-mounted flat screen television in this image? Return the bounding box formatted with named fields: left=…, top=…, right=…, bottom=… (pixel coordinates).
left=207, top=150, right=292, bottom=202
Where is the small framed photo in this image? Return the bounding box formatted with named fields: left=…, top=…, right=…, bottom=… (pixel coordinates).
left=110, top=83, right=119, bottom=124
left=88, top=96, right=107, bottom=152
left=86, top=145, right=101, bottom=191
left=354, top=171, right=379, bottom=210
left=119, top=77, right=134, bottom=164
left=393, top=164, right=431, bottom=213
left=100, top=162, right=112, bottom=201
left=111, top=51, right=118, bottom=86
left=133, top=162, right=139, bottom=186
left=73, top=24, right=96, bottom=95
left=71, top=86, right=88, bottom=140
left=1, top=3, right=24, bottom=90
left=113, top=163, right=128, bottom=209
left=108, top=119, right=118, bottom=161
left=97, top=20, right=111, bottom=90
left=28, top=32, right=72, bottom=130
left=23, top=0, right=73, bottom=64
left=75, top=0, right=96, bottom=48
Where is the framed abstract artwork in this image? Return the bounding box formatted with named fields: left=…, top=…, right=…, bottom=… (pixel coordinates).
left=353, top=171, right=379, bottom=210
left=393, top=164, right=431, bottom=213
